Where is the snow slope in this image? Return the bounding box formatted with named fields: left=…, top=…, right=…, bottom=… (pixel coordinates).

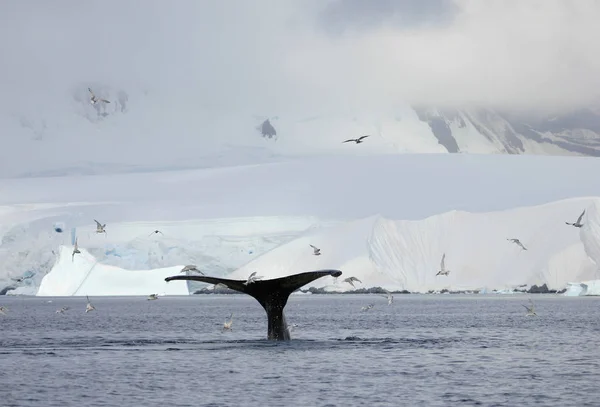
left=229, top=197, right=600, bottom=293
left=5, top=99, right=600, bottom=178
left=36, top=247, right=188, bottom=297
left=2, top=154, right=600, bottom=295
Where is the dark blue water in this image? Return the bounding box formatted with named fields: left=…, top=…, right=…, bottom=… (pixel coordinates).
left=1, top=294, right=599, bottom=407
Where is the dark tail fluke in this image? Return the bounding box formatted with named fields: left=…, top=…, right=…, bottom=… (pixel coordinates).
left=165, top=269, right=342, bottom=340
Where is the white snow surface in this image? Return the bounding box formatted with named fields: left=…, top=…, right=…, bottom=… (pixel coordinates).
left=37, top=247, right=189, bottom=297
left=2, top=154, right=600, bottom=295
left=230, top=197, right=600, bottom=293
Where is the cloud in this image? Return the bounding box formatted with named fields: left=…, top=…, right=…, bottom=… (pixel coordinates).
left=1, top=0, right=599, bottom=117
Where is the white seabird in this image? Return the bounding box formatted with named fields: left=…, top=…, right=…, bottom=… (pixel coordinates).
left=148, top=230, right=164, bottom=237
left=380, top=289, right=393, bottom=305
left=507, top=238, right=528, bottom=251
left=523, top=299, right=537, bottom=316
left=147, top=294, right=158, bottom=301
left=0, top=306, right=7, bottom=315
left=361, top=303, right=374, bottom=312
left=85, top=295, right=95, bottom=313
left=436, top=253, right=450, bottom=276
left=343, top=276, right=362, bottom=288
left=222, top=313, right=233, bottom=331
left=94, top=219, right=107, bottom=235
left=56, top=306, right=70, bottom=314
left=566, top=209, right=585, bottom=228
left=309, top=244, right=321, bottom=256
left=180, top=265, right=204, bottom=275
left=88, top=88, right=110, bottom=105
left=342, top=135, right=370, bottom=144
left=243, top=271, right=263, bottom=285
left=72, top=238, right=81, bottom=261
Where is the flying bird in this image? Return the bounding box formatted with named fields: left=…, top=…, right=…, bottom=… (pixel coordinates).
left=361, top=303, right=374, bottom=312
left=342, top=135, right=370, bottom=144
left=244, top=271, right=263, bottom=285
left=148, top=230, right=164, bottom=237
left=88, top=88, right=110, bottom=105
left=343, top=276, right=362, bottom=288
left=56, top=306, right=70, bottom=314
left=180, top=265, right=204, bottom=275
left=94, top=219, right=107, bottom=235
left=507, top=238, right=528, bottom=251
left=380, top=289, right=394, bottom=305
left=85, top=295, right=95, bottom=313
left=522, top=299, right=537, bottom=316
left=565, top=209, right=585, bottom=228
left=0, top=306, right=7, bottom=315
left=72, top=238, right=81, bottom=261
left=12, top=275, right=33, bottom=283
left=147, top=294, right=158, bottom=301
left=309, top=244, right=321, bottom=256
left=222, top=313, right=233, bottom=331
left=436, top=253, right=450, bottom=276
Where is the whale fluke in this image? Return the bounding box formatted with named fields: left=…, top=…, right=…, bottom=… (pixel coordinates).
left=165, top=269, right=342, bottom=340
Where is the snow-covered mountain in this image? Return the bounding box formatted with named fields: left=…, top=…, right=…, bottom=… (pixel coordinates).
left=3, top=83, right=600, bottom=178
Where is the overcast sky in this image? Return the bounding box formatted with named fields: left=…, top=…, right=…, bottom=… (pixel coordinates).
left=1, top=0, right=599, bottom=115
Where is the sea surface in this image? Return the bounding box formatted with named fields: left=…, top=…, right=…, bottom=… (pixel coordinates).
left=1, top=294, right=599, bottom=407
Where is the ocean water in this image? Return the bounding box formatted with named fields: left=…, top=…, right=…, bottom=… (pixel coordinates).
left=1, top=294, right=599, bottom=407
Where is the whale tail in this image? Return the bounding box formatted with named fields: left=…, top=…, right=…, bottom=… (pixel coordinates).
left=165, top=269, right=342, bottom=340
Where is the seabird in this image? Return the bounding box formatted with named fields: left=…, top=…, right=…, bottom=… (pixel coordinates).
left=0, top=306, right=7, bottom=315
left=310, top=244, right=321, bottom=256
left=94, top=219, right=107, bottom=235
left=222, top=313, right=233, bottom=331
left=148, top=230, right=164, bottom=237
left=566, top=210, right=585, bottom=228
left=85, top=295, right=95, bottom=313
left=522, top=299, right=537, bottom=316
left=361, top=303, right=374, bottom=312
left=56, top=306, right=70, bottom=314
left=147, top=294, right=158, bottom=301
left=287, top=323, right=299, bottom=333
left=380, top=289, right=394, bottom=305
left=343, top=276, right=362, bottom=288
left=436, top=253, right=451, bottom=276
left=343, top=135, right=370, bottom=144
left=507, top=238, right=528, bottom=251
left=12, top=275, right=33, bottom=283
left=180, top=265, right=204, bottom=275
left=72, top=238, right=81, bottom=261
left=243, top=271, right=263, bottom=285
left=88, top=88, right=110, bottom=105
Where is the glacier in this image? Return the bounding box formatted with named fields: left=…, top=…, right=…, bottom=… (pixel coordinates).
left=2, top=154, right=600, bottom=296
left=228, top=197, right=600, bottom=293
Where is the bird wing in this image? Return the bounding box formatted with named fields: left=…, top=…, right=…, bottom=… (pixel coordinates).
left=354, top=277, right=362, bottom=283
left=248, top=271, right=257, bottom=279
left=94, top=219, right=102, bottom=228
left=88, top=88, right=95, bottom=97
left=441, top=253, right=446, bottom=270
left=342, top=139, right=356, bottom=143
left=309, top=244, right=317, bottom=250
left=577, top=209, right=586, bottom=224
left=358, top=135, right=370, bottom=141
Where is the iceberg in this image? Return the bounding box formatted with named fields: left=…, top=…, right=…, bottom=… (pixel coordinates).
left=37, top=246, right=189, bottom=296
left=229, top=197, right=600, bottom=293
left=563, top=280, right=600, bottom=296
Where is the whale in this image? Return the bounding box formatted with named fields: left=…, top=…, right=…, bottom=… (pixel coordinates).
left=165, top=269, right=342, bottom=340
